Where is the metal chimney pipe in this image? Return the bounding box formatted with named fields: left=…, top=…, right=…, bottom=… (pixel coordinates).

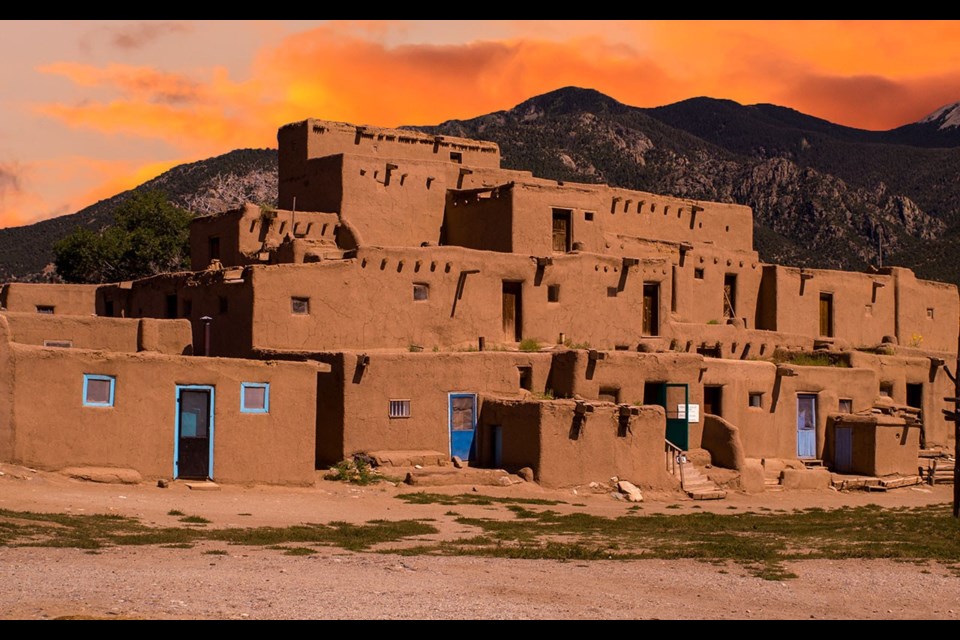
left=200, top=316, right=212, bottom=357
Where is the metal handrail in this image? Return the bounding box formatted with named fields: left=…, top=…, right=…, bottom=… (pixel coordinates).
left=664, top=439, right=686, bottom=490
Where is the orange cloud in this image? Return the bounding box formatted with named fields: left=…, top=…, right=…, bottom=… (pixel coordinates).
left=16, top=20, right=960, bottom=229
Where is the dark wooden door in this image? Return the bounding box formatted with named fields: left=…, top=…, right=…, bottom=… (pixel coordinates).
left=552, top=210, right=571, bottom=253
left=819, top=293, right=834, bottom=337
left=723, top=274, right=737, bottom=319
left=502, top=282, right=522, bottom=342
left=643, top=284, right=659, bottom=336
left=177, top=388, right=211, bottom=479
left=703, top=386, right=723, bottom=418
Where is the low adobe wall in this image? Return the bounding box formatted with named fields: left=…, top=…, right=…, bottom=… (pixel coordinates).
left=1, top=312, right=191, bottom=355
left=478, top=398, right=676, bottom=489
left=3, top=344, right=319, bottom=485
left=0, top=283, right=99, bottom=316
left=826, top=414, right=921, bottom=477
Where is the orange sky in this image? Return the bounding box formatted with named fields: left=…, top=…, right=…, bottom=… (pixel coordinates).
left=3, top=20, right=960, bottom=229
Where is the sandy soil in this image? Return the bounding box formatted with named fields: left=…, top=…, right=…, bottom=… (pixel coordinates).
left=1, top=465, right=958, bottom=620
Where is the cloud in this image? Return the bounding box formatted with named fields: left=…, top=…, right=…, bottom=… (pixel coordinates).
left=0, top=163, right=22, bottom=195
left=109, top=21, right=192, bottom=50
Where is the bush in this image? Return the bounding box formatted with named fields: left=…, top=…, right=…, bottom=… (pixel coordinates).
left=519, top=338, right=543, bottom=352
left=325, top=456, right=381, bottom=485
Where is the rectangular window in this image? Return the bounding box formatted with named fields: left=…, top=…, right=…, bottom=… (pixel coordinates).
left=547, top=284, right=560, bottom=303
left=584, top=211, right=595, bottom=221
left=43, top=340, right=72, bottom=348
left=36, top=305, right=54, bottom=314
left=518, top=366, right=533, bottom=391
left=291, top=297, right=310, bottom=315
left=599, top=386, right=621, bottom=403
left=83, top=374, right=115, bottom=407
left=607, top=287, right=618, bottom=298
left=749, top=392, right=763, bottom=408
left=880, top=382, right=893, bottom=398
left=240, top=382, right=270, bottom=414
left=389, top=399, right=411, bottom=419
left=694, top=268, right=705, bottom=280
left=450, top=151, right=463, bottom=164
left=413, top=283, right=429, bottom=301
left=927, top=307, right=935, bottom=319
left=839, top=399, right=853, bottom=413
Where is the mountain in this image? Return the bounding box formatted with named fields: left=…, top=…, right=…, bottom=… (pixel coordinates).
left=3, top=87, right=960, bottom=287
left=417, top=87, right=958, bottom=278
left=0, top=149, right=277, bottom=282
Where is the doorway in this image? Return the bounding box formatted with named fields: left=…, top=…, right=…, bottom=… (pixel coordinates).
left=797, top=393, right=817, bottom=459
left=552, top=209, right=572, bottom=253
left=502, top=281, right=522, bottom=342
left=819, top=293, right=834, bottom=338
left=834, top=426, right=853, bottom=473
left=449, top=393, right=477, bottom=461
left=646, top=382, right=689, bottom=450
left=642, top=283, right=660, bottom=336
left=723, top=274, right=737, bottom=319
left=703, top=385, right=723, bottom=418
left=175, top=385, right=215, bottom=479
left=906, top=383, right=923, bottom=411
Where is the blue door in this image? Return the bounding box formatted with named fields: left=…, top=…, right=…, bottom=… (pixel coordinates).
left=449, top=393, right=477, bottom=460
left=834, top=426, right=852, bottom=473
left=175, top=385, right=215, bottom=479
left=797, top=394, right=817, bottom=459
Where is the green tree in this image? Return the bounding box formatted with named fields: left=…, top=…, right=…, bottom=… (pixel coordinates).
left=54, top=190, right=193, bottom=283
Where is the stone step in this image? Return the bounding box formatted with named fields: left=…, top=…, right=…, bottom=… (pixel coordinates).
left=687, top=489, right=727, bottom=500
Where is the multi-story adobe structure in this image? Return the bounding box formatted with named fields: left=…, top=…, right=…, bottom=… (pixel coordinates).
left=1, top=119, right=956, bottom=495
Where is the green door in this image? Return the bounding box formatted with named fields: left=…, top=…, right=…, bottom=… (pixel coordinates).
left=661, top=383, right=690, bottom=450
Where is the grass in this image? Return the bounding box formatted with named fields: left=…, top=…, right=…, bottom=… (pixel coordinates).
left=167, top=510, right=185, bottom=517
left=531, top=390, right=555, bottom=400
left=5, top=503, right=960, bottom=581
left=179, top=515, right=211, bottom=525
left=770, top=348, right=850, bottom=368
left=324, top=458, right=381, bottom=485
left=203, top=549, right=228, bottom=556
left=519, top=338, right=543, bottom=352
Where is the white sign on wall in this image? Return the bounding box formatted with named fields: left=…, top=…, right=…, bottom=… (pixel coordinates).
left=677, top=403, right=700, bottom=423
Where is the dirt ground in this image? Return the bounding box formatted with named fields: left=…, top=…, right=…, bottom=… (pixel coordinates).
left=1, top=464, right=959, bottom=620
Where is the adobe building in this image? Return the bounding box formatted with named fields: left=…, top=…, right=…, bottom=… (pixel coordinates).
left=1, top=117, right=957, bottom=495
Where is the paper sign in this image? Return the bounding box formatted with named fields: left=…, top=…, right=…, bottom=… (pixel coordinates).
left=677, top=403, right=700, bottom=423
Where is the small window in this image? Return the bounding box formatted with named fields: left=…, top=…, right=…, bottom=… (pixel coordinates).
left=240, top=382, right=270, bottom=414
left=44, top=340, right=72, bottom=348
left=694, top=268, right=705, bottom=280
left=36, top=305, right=54, bottom=315
left=518, top=366, right=533, bottom=391
left=839, top=399, right=853, bottom=413
left=749, top=393, right=763, bottom=408
left=83, top=374, right=115, bottom=407
left=880, top=383, right=893, bottom=398
left=547, top=284, right=560, bottom=303
left=599, top=386, right=621, bottom=403
left=450, top=152, right=462, bottom=163
left=607, top=287, right=618, bottom=298
left=209, top=236, right=221, bottom=261
left=165, top=295, right=178, bottom=319
left=292, top=297, right=310, bottom=315
left=584, top=211, right=595, bottom=221
left=413, top=283, right=429, bottom=301
left=927, top=307, right=935, bottom=319
left=218, top=296, right=228, bottom=315
left=389, top=399, right=411, bottom=418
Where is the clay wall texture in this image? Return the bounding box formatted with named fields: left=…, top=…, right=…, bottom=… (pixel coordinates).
left=1, top=283, right=98, bottom=316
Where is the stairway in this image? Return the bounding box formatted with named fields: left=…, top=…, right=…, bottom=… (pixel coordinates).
left=680, top=461, right=727, bottom=500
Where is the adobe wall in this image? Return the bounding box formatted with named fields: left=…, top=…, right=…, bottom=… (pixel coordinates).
left=0, top=283, right=98, bottom=316
left=770, top=364, right=879, bottom=460
left=4, top=345, right=318, bottom=485
left=190, top=204, right=340, bottom=270
left=319, top=350, right=553, bottom=465
left=672, top=245, right=763, bottom=326
left=0, top=312, right=191, bottom=355
left=445, top=181, right=754, bottom=256
left=668, top=323, right=813, bottom=360
left=849, top=351, right=954, bottom=447
left=478, top=399, right=676, bottom=489
left=892, top=267, right=959, bottom=353
left=248, top=247, right=667, bottom=352
left=0, top=314, right=12, bottom=461
left=700, top=358, right=779, bottom=458
left=550, top=350, right=706, bottom=448
left=442, top=185, right=514, bottom=253
left=826, top=414, right=920, bottom=476
left=121, top=270, right=255, bottom=358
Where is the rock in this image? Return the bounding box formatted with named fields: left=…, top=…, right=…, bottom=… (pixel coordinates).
left=414, top=464, right=423, bottom=470
left=452, top=456, right=464, bottom=469
left=157, top=479, right=169, bottom=488
left=497, top=475, right=523, bottom=487
left=609, top=476, right=619, bottom=484
left=617, top=480, right=644, bottom=502
left=63, top=467, right=142, bottom=485
left=517, top=467, right=535, bottom=482
left=609, top=491, right=624, bottom=501
left=588, top=481, right=600, bottom=489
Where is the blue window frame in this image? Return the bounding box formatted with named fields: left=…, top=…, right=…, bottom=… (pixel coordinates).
left=240, top=382, right=270, bottom=414
left=82, top=374, right=115, bottom=407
